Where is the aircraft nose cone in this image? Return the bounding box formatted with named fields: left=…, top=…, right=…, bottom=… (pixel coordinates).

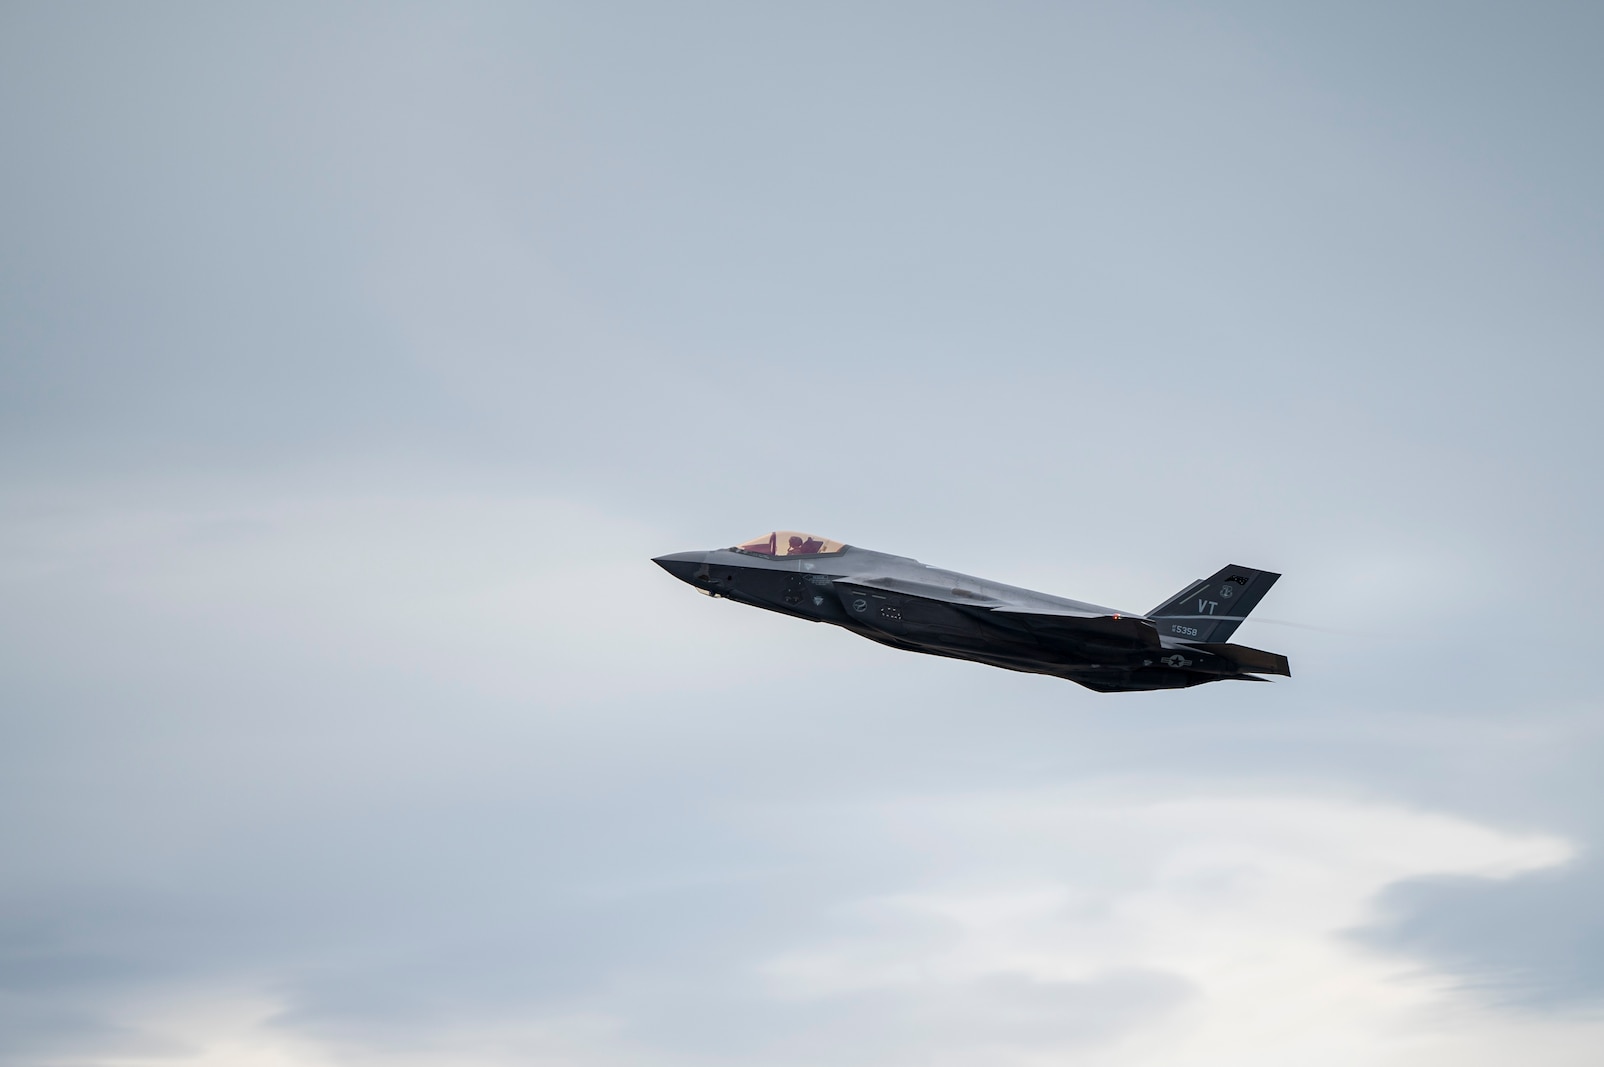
left=652, top=550, right=707, bottom=584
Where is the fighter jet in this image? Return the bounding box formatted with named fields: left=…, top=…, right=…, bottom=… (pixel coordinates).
left=654, top=531, right=1288, bottom=693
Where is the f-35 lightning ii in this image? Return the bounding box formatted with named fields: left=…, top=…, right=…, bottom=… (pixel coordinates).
left=654, top=531, right=1288, bottom=693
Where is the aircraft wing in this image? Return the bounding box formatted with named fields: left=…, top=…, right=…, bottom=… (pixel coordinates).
left=988, top=606, right=1163, bottom=649
left=834, top=577, right=994, bottom=603
left=833, top=575, right=1160, bottom=648
left=831, top=574, right=1005, bottom=607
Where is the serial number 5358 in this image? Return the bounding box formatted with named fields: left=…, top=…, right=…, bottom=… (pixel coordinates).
left=1171, top=624, right=1199, bottom=637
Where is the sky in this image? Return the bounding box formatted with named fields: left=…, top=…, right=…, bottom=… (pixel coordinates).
left=2, top=2, right=1602, bottom=1064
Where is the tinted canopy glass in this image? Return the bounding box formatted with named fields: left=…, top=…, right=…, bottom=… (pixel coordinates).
left=734, top=531, right=846, bottom=557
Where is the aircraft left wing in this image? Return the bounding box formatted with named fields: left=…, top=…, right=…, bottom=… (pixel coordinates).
left=831, top=575, right=1161, bottom=648
left=988, top=606, right=1163, bottom=649
left=831, top=574, right=1004, bottom=607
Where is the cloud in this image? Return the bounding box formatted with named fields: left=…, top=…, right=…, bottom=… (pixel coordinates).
left=4, top=3, right=1604, bottom=1064
left=1356, top=859, right=1604, bottom=1010
left=2, top=780, right=1589, bottom=1067
left=742, top=789, right=1580, bottom=1066
left=4, top=480, right=1603, bottom=1065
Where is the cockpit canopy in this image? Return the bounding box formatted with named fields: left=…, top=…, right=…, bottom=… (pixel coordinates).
left=733, top=531, right=846, bottom=558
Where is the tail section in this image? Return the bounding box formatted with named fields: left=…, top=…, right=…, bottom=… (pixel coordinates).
left=1147, top=564, right=1280, bottom=643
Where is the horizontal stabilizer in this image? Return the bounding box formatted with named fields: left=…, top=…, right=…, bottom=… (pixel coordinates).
left=1192, top=641, right=1291, bottom=677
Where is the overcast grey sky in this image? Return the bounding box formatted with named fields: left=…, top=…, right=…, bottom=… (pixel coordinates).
left=3, top=3, right=1602, bottom=1064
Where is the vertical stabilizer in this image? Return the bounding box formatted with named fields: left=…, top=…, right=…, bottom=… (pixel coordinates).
left=1147, top=565, right=1280, bottom=643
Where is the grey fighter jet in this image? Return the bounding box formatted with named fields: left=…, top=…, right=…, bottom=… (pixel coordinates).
left=654, top=531, right=1288, bottom=693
